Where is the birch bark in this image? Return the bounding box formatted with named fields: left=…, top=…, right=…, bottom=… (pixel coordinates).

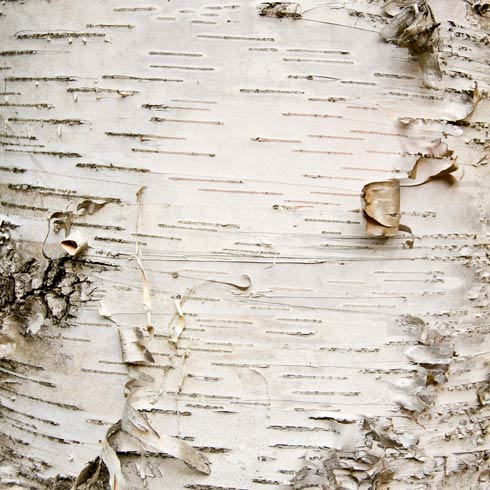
left=1, top=1, right=490, bottom=489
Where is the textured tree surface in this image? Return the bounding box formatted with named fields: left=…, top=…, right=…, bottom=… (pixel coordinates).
left=1, top=1, right=490, bottom=489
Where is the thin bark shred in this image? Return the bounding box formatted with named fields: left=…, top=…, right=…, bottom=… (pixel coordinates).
left=72, top=190, right=211, bottom=490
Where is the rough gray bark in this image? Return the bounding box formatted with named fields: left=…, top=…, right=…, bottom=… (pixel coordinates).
left=1, top=1, right=490, bottom=489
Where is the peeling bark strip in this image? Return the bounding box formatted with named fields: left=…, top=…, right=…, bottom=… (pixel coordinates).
left=72, top=190, right=210, bottom=489
left=360, top=79, right=482, bottom=246
left=360, top=154, right=459, bottom=246
left=2, top=0, right=490, bottom=489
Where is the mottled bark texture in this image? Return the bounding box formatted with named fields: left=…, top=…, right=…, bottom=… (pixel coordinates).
left=1, top=1, right=490, bottom=489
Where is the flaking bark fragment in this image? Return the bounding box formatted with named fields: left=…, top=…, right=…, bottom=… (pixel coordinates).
left=71, top=424, right=123, bottom=490
left=74, top=205, right=211, bottom=488
left=381, top=1, right=442, bottom=88
left=117, top=411, right=212, bottom=475
left=401, top=157, right=459, bottom=186
left=258, top=2, right=301, bottom=18
left=291, top=450, right=338, bottom=490
left=0, top=222, right=92, bottom=335
left=292, top=447, right=393, bottom=490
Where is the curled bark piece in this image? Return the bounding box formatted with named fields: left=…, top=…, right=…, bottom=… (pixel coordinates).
left=399, top=224, right=414, bottom=249
left=258, top=2, right=301, bottom=18
left=361, top=180, right=400, bottom=238
left=401, top=157, right=459, bottom=187
left=118, top=326, right=155, bottom=364
left=71, top=456, right=102, bottom=489
left=362, top=152, right=459, bottom=245
left=124, top=371, right=155, bottom=398
left=44, top=199, right=109, bottom=258
left=381, top=1, right=442, bottom=88
left=49, top=211, right=72, bottom=235
left=168, top=289, right=193, bottom=347
left=170, top=295, right=187, bottom=346
left=209, top=274, right=252, bottom=291
left=76, top=199, right=108, bottom=216
left=361, top=182, right=414, bottom=246
left=60, top=231, right=88, bottom=256
left=98, top=301, right=115, bottom=322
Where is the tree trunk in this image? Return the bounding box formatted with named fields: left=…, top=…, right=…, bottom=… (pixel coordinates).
left=1, top=1, right=489, bottom=489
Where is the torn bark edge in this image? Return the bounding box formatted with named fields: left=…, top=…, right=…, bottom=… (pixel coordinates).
left=72, top=367, right=211, bottom=488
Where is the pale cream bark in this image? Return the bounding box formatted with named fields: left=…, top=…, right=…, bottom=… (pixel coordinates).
left=1, top=1, right=490, bottom=489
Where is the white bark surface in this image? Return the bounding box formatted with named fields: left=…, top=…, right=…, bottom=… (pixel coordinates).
left=1, top=1, right=490, bottom=489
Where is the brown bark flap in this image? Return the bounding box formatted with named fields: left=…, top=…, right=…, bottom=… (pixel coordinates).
left=361, top=180, right=401, bottom=237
